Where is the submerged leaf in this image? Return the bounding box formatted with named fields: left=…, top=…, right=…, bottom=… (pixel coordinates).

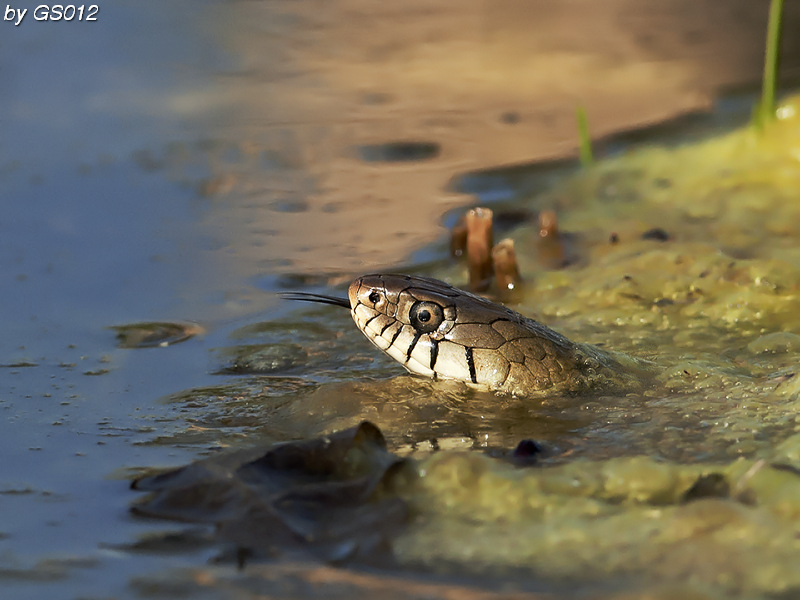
left=110, top=322, right=203, bottom=349
left=131, top=422, right=410, bottom=565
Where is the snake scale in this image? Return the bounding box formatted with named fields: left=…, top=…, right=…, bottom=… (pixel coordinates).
left=284, top=274, right=651, bottom=397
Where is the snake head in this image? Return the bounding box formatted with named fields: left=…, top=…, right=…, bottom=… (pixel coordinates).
left=287, top=274, right=646, bottom=396
left=348, top=275, right=459, bottom=379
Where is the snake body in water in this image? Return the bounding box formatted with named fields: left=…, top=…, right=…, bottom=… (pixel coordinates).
left=285, top=274, right=652, bottom=397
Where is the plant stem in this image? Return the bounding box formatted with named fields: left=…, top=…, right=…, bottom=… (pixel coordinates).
left=576, top=106, right=594, bottom=167
left=759, top=0, right=784, bottom=126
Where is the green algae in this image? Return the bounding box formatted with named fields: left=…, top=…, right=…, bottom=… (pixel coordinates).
left=392, top=450, right=800, bottom=595
left=516, top=94, right=800, bottom=269
left=142, top=92, right=800, bottom=597
left=377, top=92, right=800, bottom=596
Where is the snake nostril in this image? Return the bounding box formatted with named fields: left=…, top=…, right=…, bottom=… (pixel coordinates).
left=368, top=291, right=381, bottom=304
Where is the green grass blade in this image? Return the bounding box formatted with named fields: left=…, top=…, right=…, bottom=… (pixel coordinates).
left=757, top=0, right=784, bottom=127
left=576, top=106, right=594, bottom=167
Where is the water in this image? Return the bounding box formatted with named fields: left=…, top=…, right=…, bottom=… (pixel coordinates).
left=2, top=1, right=796, bottom=598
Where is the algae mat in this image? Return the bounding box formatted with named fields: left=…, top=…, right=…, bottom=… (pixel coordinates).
left=402, top=94, right=800, bottom=596
left=131, top=94, right=800, bottom=598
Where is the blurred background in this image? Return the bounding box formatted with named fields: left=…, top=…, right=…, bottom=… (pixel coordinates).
left=5, top=0, right=800, bottom=326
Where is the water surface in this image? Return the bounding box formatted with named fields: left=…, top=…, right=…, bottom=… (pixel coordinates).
left=3, top=2, right=799, bottom=598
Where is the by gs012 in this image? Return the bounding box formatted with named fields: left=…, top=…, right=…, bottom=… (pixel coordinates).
left=29, top=5, right=98, bottom=21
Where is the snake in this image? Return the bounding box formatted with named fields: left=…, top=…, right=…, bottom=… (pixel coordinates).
left=284, top=274, right=651, bottom=397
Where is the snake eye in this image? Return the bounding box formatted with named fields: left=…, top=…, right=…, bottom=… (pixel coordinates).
left=368, top=291, right=381, bottom=304
left=409, top=301, right=444, bottom=334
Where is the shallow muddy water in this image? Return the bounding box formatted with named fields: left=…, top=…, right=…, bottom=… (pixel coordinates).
left=4, top=2, right=800, bottom=599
